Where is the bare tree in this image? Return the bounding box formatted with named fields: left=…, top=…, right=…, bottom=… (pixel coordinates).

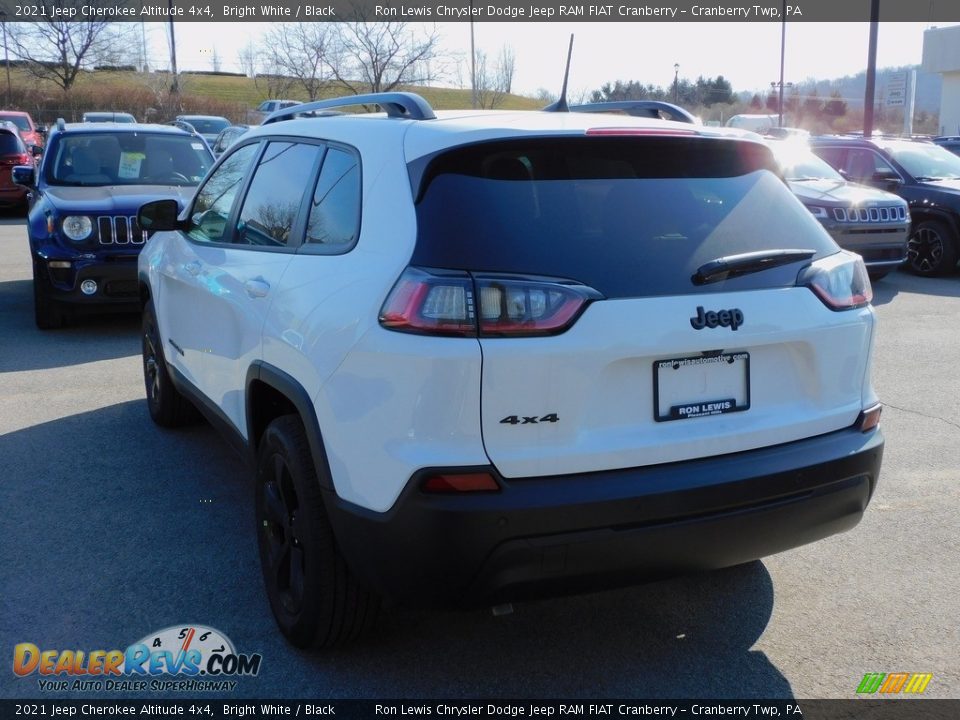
left=475, top=44, right=516, bottom=109
left=253, top=52, right=295, bottom=101
left=330, top=14, right=441, bottom=96
left=264, top=23, right=334, bottom=101
left=95, top=24, right=143, bottom=70
left=139, top=68, right=188, bottom=120
left=497, top=45, right=515, bottom=95
left=210, top=45, right=222, bottom=74
left=238, top=41, right=257, bottom=78
left=9, top=9, right=128, bottom=91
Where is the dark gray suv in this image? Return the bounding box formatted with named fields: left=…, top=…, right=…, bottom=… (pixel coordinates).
left=811, top=136, right=960, bottom=276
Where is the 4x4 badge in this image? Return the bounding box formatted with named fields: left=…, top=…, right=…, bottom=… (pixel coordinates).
left=690, top=306, right=744, bottom=331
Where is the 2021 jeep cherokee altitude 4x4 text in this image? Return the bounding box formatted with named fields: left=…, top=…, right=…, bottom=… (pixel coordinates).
left=138, top=93, right=884, bottom=648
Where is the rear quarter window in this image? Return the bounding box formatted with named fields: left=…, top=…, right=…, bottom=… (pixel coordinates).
left=0, top=132, right=24, bottom=154
left=412, top=137, right=837, bottom=298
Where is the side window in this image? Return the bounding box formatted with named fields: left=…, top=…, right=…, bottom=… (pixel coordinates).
left=188, top=143, right=258, bottom=244
left=304, top=147, right=361, bottom=251
left=814, top=147, right=845, bottom=173
left=845, top=149, right=897, bottom=181
left=234, top=141, right=321, bottom=247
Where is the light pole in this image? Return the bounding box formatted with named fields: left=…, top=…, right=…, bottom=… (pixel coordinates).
left=140, top=21, right=148, bottom=73
left=777, top=0, right=786, bottom=126
left=469, top=0, right=477, bottom=109
left=863, top=0, right=879, bottom=136
left=168, top=0, right=178, bottom=95
left=771, top=80, right=793, bottom=123
left=673, top=63, right=679, bottom=104
left=0, top=13, right=11, bottom=107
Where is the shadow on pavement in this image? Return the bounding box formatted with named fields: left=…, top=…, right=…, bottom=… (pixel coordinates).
left=0, top=277, right=141, bottom=373
left=0, top=400, right=793, bottom=701
left=879, top=269, right=960, bottom=300
left=303, top=561, right=793, bottom=699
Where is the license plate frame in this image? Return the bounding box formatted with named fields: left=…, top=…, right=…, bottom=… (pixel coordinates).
left=653, top=352, right=751, bottom=422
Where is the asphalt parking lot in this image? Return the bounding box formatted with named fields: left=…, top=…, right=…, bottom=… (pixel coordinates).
left=0, top=213, right=958, bottom=701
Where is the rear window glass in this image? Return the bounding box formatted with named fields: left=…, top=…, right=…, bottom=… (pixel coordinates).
left=413, top=137, right=837, bottom=298
left=0, top=114, right=30, bottom=131
left=0, top=132, right=24, bottom=154
left=183, top=118, right=230, bottom=134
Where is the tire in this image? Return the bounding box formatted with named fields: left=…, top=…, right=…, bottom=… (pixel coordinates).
left=141, top=300, right=198, bottom=427
left=906, top=220, right=959, bottom=277
left=32, top=261, right=63, bottom=330
left=255, top=415, right=380, bottom=649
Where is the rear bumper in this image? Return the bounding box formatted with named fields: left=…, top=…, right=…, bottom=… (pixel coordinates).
left=326, top=425, right=883, bottom=607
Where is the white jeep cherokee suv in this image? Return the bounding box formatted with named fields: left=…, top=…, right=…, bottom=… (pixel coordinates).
left=137, top=93, right=884, bottom=648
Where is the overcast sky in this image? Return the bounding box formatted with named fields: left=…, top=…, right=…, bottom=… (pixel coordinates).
left=143, top=21, right=958, bottom=98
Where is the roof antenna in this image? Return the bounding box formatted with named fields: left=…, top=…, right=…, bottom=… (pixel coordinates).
left=543, top=34, right=574, bottom=112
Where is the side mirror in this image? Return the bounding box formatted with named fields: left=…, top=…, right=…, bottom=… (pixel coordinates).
left=139, top=199, right=181, bottom=232
left=12, top=165, right=36, bottom=187
left=37, top=126, right=48, bottom=137
left=30, top=144, right=43, bottom=157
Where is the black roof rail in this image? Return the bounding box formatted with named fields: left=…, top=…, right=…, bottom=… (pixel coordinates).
left=569, top=101, right=697, bottom=124
left=262, top=92, right=436, bottom=124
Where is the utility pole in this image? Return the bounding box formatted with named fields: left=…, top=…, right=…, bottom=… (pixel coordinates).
left=1, top=16, right=11, bottom=107
left=863, top=0, right=879, bottom=136
left=673, top=63, right=679, bottom=104
left=141, top=21, right=148, bottom=72
left=777, top=0, right=786, bottom=126
left=469, top=0, right=477, bottom=109
left=168, top=0, right=179, bottom=95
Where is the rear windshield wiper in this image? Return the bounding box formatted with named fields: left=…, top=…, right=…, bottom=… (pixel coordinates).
left=692, top=249, right=816, bottom=285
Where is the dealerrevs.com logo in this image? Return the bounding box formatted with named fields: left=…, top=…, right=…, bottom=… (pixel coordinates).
left=12, top=625, right=262, bottom=692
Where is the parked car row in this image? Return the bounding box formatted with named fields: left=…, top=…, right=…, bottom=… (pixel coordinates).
left=808, top=135, right=960, bottom=276
left=10, top=103, right=960, bottom=333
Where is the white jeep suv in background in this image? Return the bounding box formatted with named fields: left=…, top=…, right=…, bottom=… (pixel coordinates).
left=137, top=93, right=884, bottom=649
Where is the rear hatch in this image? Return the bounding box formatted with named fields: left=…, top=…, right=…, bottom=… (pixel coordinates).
left=409, top=136, right=875, bottom=478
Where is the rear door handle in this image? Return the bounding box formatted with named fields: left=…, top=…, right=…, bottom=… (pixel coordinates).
left=244, top=278, right=270, bottom=298
left=184, top=261, right=201, bottom=276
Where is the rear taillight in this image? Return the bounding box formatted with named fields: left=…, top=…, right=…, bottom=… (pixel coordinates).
left=379, top=267, right=600, bottom=338
left=1, top=154, right=29, bottom=166
left=798, top=251, right=873, bottom=310
left=476, top=277, right=596, bottom=336
left=378, top=267, right=476, bottom=337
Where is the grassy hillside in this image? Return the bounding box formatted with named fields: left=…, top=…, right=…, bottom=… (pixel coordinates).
left=6, top=67, right=543, bottom=124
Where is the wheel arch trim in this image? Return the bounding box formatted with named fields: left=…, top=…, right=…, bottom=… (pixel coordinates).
left=246, top=361, right=335, bottom=491
left=908, top=207, right=960, bottom=237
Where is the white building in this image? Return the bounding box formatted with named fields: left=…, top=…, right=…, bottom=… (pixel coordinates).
left=922, top=25, right=960, bottom=136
